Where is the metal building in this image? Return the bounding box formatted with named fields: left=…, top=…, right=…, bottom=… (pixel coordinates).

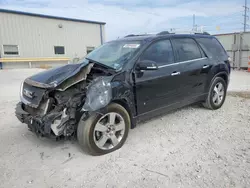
left=215, top=32, right=250, bottom=69
left=0, top=9, right=106, bottom=69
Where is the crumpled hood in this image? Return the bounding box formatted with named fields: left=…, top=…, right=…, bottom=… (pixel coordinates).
left=24, top=62, right=91, bottom=89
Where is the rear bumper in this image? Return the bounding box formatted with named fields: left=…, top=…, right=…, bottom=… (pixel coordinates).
left=15, top=102, right=53, bottom=137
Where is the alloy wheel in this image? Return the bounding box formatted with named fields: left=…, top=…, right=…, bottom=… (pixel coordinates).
left=212, top=82, right=225, bottom=106
left=93, top=112, right=125, bottom=150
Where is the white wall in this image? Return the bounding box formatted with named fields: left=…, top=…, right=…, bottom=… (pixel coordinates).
left=0, top=12, right=105, bottom=60
left=215, top=33, right=250, bottom=68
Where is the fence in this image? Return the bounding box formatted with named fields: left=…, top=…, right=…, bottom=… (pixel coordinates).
left=215, top=32, right=250, bottom=69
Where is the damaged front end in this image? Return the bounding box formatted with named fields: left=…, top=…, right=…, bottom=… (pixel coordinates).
left=15, top=62, right=114, bottom=138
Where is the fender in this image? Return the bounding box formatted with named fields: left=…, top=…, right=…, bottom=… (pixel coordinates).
left=85, top=71, right=137, bottom=128
left=110, top=72, right=137, bottom=128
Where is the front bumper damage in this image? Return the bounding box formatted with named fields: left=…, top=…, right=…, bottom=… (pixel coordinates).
left=16, top=102, right=46, bottom=136
left=15, top=102, right=68, bottom=138
left=15, top=62, right=115, bottom=138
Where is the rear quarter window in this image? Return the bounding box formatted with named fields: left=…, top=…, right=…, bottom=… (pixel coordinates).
left=196, top=37, right=228, bottom=60
left=171, top=38, right=202, bottom=62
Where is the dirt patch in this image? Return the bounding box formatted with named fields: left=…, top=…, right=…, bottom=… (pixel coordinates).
left=228, top=91, right=250, bottom=99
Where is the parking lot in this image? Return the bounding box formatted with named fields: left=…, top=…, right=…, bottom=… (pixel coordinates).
left=0, top=69, right=249, bottom=188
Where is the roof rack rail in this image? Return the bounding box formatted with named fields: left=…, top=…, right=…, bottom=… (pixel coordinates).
left=156, top=30, right=210, bottom=35
left=125, top=34, right=136, bottom=37
left=124, top=31, right=210, bottom=38
left=124, top=33, right=152, bottom=38
left=178, top=31, right=210, bottom=35
left=157, top=31, right=170, bottom=35
left=124, top=34, right=148, bottom=38
left=199, top=31, right=210, bottom=35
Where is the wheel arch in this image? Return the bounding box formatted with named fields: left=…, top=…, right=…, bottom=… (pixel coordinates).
left=212, top=71, right=229, bottom=87
left=111, top=99, right=136, bottom=129
left=206, top=71, right=229, bottom=93
left=216, top=72, right=229, bottom=86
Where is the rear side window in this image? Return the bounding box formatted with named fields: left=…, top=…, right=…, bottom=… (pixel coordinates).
left=140, top=39, right=174, bottom=66
left=196, top=37, right=227, bottom=59
left=171, top=38, right=202, bottom=62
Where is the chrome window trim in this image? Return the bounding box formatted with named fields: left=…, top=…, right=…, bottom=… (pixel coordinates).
left=158, top=57, right=207, bottom=68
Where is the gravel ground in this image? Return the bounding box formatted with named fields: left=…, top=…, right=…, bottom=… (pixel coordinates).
left=228, top=70, right=250, bottom=92
left=0, top=69, right=249, bottom=188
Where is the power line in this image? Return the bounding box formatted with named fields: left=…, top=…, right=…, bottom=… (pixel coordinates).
left=205, top=27, right=242, bottom=32
left=186, top=12, right=243, bottom=33
left=206, top=16, right=242, bottom=23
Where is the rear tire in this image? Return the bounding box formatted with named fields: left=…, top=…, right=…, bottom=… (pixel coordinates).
left=77, top=103, right=130, bottom=156
left=203, top=77, right=227, bottom=110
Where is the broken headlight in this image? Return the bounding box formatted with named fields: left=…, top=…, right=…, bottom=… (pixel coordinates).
left=82, top=77, right=112, bottom=111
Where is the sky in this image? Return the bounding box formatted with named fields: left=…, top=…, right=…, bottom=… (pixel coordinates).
left=0, top=0, right=246, bottom=41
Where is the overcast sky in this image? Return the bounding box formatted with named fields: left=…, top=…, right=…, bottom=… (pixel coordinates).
left=0, top=0, right=245, bottom=40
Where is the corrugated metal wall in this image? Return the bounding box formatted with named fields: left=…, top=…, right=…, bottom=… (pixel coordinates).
left=0, top=12, right=105, bottom=59
left=215, top=32, right=250, bottom=69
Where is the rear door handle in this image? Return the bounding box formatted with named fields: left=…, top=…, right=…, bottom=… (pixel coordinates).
left=171, top=71, right=180, bottom=76
left=202, top=65, right=210, bottom=69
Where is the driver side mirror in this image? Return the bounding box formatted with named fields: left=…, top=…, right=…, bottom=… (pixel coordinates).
left=136, top=60, right=158, bottom=71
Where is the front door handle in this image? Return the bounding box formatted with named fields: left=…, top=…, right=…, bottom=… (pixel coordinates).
left=171, top=71, right=180, bottom=76
left=202, top=65, right=210, bottom=69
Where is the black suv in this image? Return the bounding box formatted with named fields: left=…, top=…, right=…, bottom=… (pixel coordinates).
left=16, top=32, right=230, bottom=155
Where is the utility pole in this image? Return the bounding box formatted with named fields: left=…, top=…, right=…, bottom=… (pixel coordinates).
left=243, top=0, right=249, bottom=32
left=193, top=14, right=196, bottom=31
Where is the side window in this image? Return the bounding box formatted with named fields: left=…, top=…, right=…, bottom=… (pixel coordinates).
left=140, top=40, right=174, bottom=65
left=54, top=46, right=65, bottom=55
left=172, top=38, right=201, bottom=62
left=3, top=45, right=19, bottom=55
left=196, top=37, right=228, bottom=59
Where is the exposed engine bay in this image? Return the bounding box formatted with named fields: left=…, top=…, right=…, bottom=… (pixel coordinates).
left=15, top=63, right=114, bottom=138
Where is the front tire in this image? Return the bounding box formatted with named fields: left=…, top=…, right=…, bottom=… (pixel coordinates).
left=77, top=103, right=130, bottom=155
left=203, top=77, right=227, bottom=110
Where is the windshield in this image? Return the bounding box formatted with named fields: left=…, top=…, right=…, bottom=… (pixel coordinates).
left=84, top=40, right=142, bottom=70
